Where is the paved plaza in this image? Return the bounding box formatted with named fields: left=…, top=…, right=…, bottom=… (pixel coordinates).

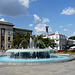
left=0, top=60, right=75, bottom=75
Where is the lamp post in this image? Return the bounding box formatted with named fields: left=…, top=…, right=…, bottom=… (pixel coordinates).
left=45, top=26, right=49, bottom=38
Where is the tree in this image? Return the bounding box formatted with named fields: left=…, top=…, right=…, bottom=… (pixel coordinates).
left=68, top=36, right=75, bottom=40
left=12, top=32, right=30, bottom=48
left=42, top=38, right=55, bottom=48
left=33, top=35, right=56, bottom=48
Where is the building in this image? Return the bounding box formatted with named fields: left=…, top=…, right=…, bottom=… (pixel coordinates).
left=67, top=39, right=75, bottom=45
left=43, top=31, right=67, bottom=50
left=0, top=21, right=32, bottom=50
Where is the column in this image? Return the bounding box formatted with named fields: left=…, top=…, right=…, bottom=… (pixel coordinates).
left=58, top=46, right=60, bottom=50
left=10, top=30, right=13, bottom=48
left=0, top=28, right=1, bottom=50
left=5, top=29, right=8, bottom=50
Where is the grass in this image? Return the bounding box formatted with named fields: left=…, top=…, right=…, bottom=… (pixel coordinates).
left=54, top=50, right=75, bottom=54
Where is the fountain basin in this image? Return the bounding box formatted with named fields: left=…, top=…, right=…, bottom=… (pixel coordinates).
left=0, top=49, right=70, bottom=62
left=6, top=48, right=51, bottom=52
left=6, top=49, right=51, bottom=59
left=0, top=55, right=69, bottom=62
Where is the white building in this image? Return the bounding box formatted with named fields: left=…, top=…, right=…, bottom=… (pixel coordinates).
left=67, top=39, right=75, bottom=45
left=43, top=31, right=67, bottom=50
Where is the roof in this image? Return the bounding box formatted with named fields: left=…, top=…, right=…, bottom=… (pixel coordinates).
left=13, top=27, right=32, bottom=32
left=50, top=33, right=66, bottom=37
left=0, top=21, right=14, bottom=26
left=50, top=33, right=55, bottom=35
left=0, top=21, right=32, bottom=32
left=43, top=33, right=66, bottom=37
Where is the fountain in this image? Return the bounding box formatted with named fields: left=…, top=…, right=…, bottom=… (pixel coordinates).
left=0, top=37, right=69, bottom=62
left=6, top=37, right=51, bottom=59
left=19, top=39, right=28, bottom=49
left=0, top=27, right=69, bottom=62
left=30, top=37, right=34, bottom=48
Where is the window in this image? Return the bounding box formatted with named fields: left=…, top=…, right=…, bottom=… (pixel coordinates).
left=56, top=35, right=58, bottom=39
left=13, top=32, right=15, bottom=35
left=56, top=40, right=58, bottom=41
left=1, top=29, right=5, bottom=35
left=8, top=37, right=11, bottom=41
left=1, top=44, right=5, bottom=49
left=8, top=44, right=10, bottom=48
left=52, top=36, right=54, bottom=39
left=1, top=36, right=4, bottom=41
left=8, top=30, right=11, bottom=35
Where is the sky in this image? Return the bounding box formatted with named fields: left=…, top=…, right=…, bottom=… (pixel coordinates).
left=0, top=0, right=75, bottom=37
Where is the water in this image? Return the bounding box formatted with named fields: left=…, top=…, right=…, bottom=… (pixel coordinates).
left=0, top=37, right=69, bottom=62
left=19, top=39, right=28, bottom=48
left=30, top=37, right=34, bottom=48
left=6, top=49, right=51, bottom=59
left=0, top=55, right=69, bottom=62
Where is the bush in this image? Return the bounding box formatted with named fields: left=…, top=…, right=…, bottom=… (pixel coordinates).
left=58, top=50, right=67, bottom=52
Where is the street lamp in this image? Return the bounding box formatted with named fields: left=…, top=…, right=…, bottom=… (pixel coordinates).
left=45, top=26, right=49, bottom=38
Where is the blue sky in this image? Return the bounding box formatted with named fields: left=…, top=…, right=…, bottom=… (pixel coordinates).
left=0, top=0, right=75, bottom=37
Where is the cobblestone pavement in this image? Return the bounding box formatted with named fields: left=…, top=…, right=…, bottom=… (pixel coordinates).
left=0, top=60, right=75, bottom=75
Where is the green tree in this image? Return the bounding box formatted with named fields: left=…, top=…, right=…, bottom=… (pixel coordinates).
left=68, top=36, right=75, bottom=40
left=12, top=32, right=30, bottom=48
left=33, top=35, right=56, bottom=48
left=42, top=38, right=55, bottom=48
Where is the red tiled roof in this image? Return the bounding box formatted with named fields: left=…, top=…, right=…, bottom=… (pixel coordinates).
left=42, top=33, right=66, bottom=37
left=50, top=33, right=55, bottom=35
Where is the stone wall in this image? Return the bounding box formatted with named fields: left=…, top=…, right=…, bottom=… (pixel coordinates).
left=0, top=24, right=13, bottom=50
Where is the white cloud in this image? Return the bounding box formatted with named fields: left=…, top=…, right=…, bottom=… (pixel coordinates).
left=72, top=32, right=75, bottom=36
left=0, top=0, right=36, bottom=17
left=29, top=24, right=33, bottom=27
left=33, top=14, right=51, bottom=35
left=61, top=7, right=75, bottom=15
left=0, top=18, right=5, bottom=21
left=35, top=23, right=52, bottom=35
left=59, top=26, right=63, bottom=28
left=19, top=0, right=29, bottom=8
left=42, top=18, right=50, bottom=23
left=68, top=24, right=72, bottom=26
left=30, top=0, right=37, bottom=2
left=33, top=14, right=50, bottom=24
left=63, top=29, right=69, bottom=31
left=33, top=14, right=41, bottom=23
